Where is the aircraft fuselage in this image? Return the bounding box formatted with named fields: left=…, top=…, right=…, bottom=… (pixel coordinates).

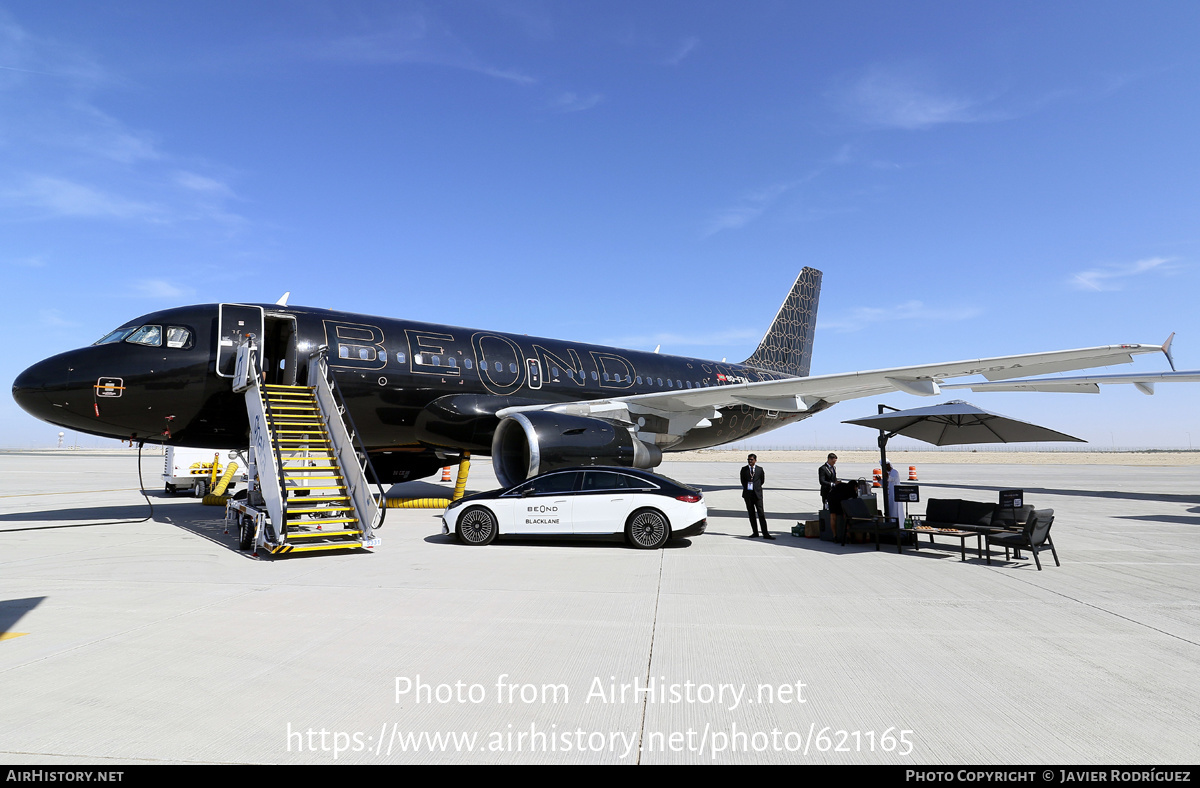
left=13, top=302, right=815, bottom=480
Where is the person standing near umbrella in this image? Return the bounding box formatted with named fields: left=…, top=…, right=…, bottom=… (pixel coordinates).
left=883, top=462, right=902, bottom=523
left=819, top=453, right=839, bottom=510
left=740, top=454, right=774, bottom=539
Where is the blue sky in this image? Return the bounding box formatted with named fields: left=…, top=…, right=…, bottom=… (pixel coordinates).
left=3, top=1, right=1198, bottom=449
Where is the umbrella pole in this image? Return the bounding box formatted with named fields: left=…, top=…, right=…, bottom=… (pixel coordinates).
left=878, top=404, right=889, bottom=525
left=877, top=403, right=903, bottom=527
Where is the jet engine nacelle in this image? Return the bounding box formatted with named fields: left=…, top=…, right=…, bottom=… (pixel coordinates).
left=491, top=411, right=663, bottom=488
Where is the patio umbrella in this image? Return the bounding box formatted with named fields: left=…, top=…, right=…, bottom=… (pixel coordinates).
left=842, top=400, right=1084, bottom=521
left=842, top=400, right=1085, bottom=446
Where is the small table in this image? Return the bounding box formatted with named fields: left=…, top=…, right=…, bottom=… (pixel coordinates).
left=910, top=525, right=983, bottom=562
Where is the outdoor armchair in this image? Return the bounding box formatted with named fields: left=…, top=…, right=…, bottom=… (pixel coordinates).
left=985, top=509, right=1059, bottom=570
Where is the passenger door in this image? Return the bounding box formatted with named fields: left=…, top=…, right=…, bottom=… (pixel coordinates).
left=573, top=471, right=643, bottom=534
left=505, top=472, right=578, bottom=534
left=216, top=304, right=264, bottom=378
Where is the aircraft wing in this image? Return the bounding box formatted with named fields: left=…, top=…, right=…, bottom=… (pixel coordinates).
left=942, top=370, right=1200, bottom=396
left=496, top=341, right=1170, bottom=424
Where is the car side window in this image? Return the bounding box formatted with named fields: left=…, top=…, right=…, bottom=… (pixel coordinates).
left=527, top=472, right=579, bottom=495
left=582, top=471, right=629, bottom=491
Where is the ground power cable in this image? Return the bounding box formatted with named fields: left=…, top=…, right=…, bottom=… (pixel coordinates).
left=0, top=443, right=158, bottom=533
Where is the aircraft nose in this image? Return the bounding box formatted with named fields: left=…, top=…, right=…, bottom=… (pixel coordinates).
left=12, top=357, right=60, bottom=422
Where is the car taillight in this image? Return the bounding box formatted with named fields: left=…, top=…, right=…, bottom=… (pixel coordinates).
left=676, top=494, right=702, bottom=503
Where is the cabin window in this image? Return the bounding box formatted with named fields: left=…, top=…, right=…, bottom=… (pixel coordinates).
left=125, top=325, right=162, bottom=347
left=602, top=373, right=610, bottom=382
left=431, top=356, right=441, bottom=366
left=590, top=371, right=598, bottom=381
left=396, top=352, right=406, bottom=364
left=448, top=358, right=457, bottom=368
left=657, top=377, right=663, bottom=386
left=95, top=327, right=136, bottom=345
left=567, top=369, right=574, bottom=379
left=463, top=358, right=472, bottom=369
left=509, top=363, right=518, bottom=374
left=636, top=376, right=643, bottom=384
left=165, top=326, right=193, bottom=349
left=551, top=366, right=560, bottom=378
left=495, top=362, right=503, bottom=372
left=339, top=344, right=377, bottom=361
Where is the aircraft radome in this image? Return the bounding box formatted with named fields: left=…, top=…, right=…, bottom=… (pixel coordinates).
left=10, top=268, right=1181, bottom=486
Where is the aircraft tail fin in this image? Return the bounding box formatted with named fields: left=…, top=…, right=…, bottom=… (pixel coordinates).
left=742, top=267, right=822, bottom=378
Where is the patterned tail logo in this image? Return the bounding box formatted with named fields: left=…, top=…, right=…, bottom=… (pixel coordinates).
left=742, top=267, right=821, bottom=378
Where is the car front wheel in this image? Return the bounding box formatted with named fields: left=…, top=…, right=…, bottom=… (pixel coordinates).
left=626, top=508, right=670, bottom=549
left=456, top=506, right=498, bottom=546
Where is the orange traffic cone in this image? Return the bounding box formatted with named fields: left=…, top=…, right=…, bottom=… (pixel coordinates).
left=908, top=466, right=918, bottom=481
left=441, top=466, right=452, bottom=482
left=872, top=468, right=881, bottom=488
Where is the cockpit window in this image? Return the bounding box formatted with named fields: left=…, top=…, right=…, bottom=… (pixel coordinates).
left=166, top=326, right=193, bottom=349
left=125, top=325, right=162, bottom=347
left=95, top=327, right=136, bottom=345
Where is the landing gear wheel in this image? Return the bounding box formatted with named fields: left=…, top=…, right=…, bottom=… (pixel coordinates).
left=456, top=507, right=497, bottom=546
left=626, top=508, right=670, bottom=549
left=165, top=483, right=177, bottom=495
left=238, top=515, right=256, bottom=551
left=193, top=479, right=209, bottom=498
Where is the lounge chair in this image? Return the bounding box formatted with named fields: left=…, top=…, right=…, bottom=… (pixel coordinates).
left=840, top=497, right=902, bottom=552
left=985, top=509, right=1059, bottom=570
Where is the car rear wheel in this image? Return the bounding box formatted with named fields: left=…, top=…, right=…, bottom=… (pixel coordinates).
left=456, top=506, right=498, bottom=546
left=626, top=508, right=669, bottom=549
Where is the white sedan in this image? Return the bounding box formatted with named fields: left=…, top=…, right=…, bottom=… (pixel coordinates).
left=441, top=466, right=707, bottom=548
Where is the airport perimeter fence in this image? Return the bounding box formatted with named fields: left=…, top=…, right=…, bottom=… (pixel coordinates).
left=718, top=442, right=1199, bottom=454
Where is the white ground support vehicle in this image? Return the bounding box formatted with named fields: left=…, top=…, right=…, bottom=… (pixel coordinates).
left=162, top=446, right=240, bottom=497
left=441, top=467, right=707, bottom=548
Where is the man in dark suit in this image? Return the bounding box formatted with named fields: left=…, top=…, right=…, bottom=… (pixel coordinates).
left=819, top=453, right=839, bottom=510
left=740, top=454, right=774, bottom=539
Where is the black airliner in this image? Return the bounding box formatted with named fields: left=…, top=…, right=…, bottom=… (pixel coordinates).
left=10, top=268, right=1175, bottom=486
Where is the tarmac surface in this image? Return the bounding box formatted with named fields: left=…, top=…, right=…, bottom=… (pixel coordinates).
left=1, top=449, right=1198, bottom=765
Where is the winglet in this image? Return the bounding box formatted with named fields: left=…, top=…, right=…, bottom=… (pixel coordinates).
left=1162, top=332, right=1176, bottom=371
left=276, top=291, right=291, bottom=307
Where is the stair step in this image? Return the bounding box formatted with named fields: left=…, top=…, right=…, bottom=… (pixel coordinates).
left=270, top=542, right=365, bottom=554
left=286, top=506, right=355, bottom=514
left=285, top=529, right=362, bottom=539
left=286, top=517, right=360, bottom=525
